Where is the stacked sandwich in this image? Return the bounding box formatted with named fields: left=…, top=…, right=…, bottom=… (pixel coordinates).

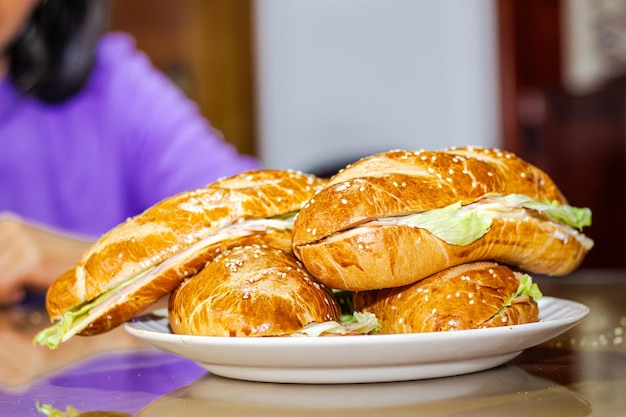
left=291, top=146, right=593, bottom=333
left=34, top=147, right=593, bottom=348
left=35, top=169, right=345, bottom=348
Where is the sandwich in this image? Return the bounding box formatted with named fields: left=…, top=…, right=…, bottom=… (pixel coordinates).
left=292, top=147, right=594, bottom=291
left=168, top=244, right=342, bottom=337
left=34, top=169, right=327, bottom=349
left=351, top=261, right=542, bottom=333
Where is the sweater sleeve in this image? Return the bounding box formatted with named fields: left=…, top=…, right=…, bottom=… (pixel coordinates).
left=95, top=33, right=261, bottom=212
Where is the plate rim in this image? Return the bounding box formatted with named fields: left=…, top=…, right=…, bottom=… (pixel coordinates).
left=125, top=296, right=589, bottom=345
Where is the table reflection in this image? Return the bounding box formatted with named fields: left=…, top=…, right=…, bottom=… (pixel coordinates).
left=136, top=365, right=591, bottom=417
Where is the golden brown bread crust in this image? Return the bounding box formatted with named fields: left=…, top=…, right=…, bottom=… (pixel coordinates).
left=46, top=169, right=326, bottom=326
left=168, top=245, right=341, bottom=337
left=352, top=262, right=538, bottom=333
left=330, top=147, right=565, bottom=201
left=292, top=147, right=591, bottom=290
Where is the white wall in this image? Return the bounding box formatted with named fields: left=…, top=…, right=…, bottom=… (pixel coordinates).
left=253, top=0, right=499, bottom=174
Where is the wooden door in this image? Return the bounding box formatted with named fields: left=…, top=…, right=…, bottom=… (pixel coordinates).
left=497, top=0, right=626, bottom=268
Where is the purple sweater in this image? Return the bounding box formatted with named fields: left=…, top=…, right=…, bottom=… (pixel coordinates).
left=0, top=33, right=260, bottom=238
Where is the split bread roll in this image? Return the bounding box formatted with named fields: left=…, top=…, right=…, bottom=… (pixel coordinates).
left=292, top=147, right=594, bottom=291
left=169, top=244, right=341, bottom=337
left=36, top=169, right=327, bottom=348
left=352, top=262, right=540, bottom=333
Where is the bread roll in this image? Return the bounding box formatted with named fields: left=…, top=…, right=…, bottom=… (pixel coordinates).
left=292, top=147, right=593, bottom=290
left=352, top=262, right=539, bottom=333
left=169, top=245, right=341, bottom=337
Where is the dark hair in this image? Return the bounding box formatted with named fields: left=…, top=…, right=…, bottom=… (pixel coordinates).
left=8, top=0, right=109, bottom=103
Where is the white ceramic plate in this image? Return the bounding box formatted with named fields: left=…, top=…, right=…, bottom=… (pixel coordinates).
left=125, top=296, right=589, bottom=384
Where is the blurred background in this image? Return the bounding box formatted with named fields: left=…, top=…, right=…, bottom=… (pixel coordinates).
left=108, top=0, right=625, bottom=269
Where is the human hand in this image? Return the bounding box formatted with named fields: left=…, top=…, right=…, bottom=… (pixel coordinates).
left=0, top=213, right=93, bottom=305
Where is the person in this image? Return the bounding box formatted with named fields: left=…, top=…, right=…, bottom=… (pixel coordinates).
left=0, top=0, right=261, bottom=305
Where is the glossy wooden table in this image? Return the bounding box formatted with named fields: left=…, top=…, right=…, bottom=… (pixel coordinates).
left=1, top=269, right=624, bottom=416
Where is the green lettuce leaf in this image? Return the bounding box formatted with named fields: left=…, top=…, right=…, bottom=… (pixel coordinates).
left=494, top=194, right=592, bottom=230
left=495, top=274, right=543, bottom=318
left=33, top=267, right=154, bottom=349
left=293, top=312, right=381, bottom=337
left=379, top=202, right=493, bottom=246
